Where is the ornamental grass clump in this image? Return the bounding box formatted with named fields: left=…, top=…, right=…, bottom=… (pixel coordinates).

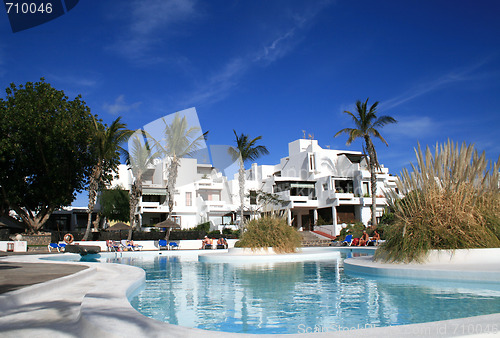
left=375, top=140, right=500, bottom=263
left=235, top=216, right=301, bottom=253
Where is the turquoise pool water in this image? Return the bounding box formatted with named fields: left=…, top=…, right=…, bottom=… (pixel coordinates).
left=91, top=251, right=500, bottom=334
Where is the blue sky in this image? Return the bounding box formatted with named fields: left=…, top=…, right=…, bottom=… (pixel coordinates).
left=1, top=0, right=499, bottom=207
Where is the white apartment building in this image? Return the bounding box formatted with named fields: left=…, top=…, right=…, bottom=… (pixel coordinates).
left=111, top=157, right=236, bottom=230
left=234, top=139, right=398, bottom=235
left=110, top=139, right=397, bottom=235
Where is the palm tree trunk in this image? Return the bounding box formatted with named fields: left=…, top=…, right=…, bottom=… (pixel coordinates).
left=364, top=136, right=378, bottom=227
left=238, top=158, right=245, bottom=230
left=165, top=227, right=171, bottom=242
left=370, top=159, right=377, bottom=227
left=165, top=157, right=179, bottom=240
left=83, top=169, right=99, bottom=240
left=93, top=213, right=101, bottom=231
left=166, top=156, right=179, bottom=220
left=84, top=211, right=93, bottom=240
left=128, top=181, right=141, bottom=240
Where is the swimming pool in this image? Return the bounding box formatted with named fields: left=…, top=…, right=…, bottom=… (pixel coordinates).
left=74, top=249, right=500, bottom=334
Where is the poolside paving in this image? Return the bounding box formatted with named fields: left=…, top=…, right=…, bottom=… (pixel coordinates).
left=0, top=261, right=87, bottom=294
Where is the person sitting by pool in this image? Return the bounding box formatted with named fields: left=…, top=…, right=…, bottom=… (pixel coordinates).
left=201, top=236, right=213, bottom=249
left=126, top=240, right=142, bottom=251
left=371, top=230, right=381, bottom=246
left=358, top=230, right=370, bottom=246
left=217, top=237, right=228, bottom=249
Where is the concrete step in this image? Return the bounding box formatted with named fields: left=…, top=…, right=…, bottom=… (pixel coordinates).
left=312, top=230, right=336, bottom=240
left=300, top=231, right=333, bottom=247
left=301, top=240, right=332, bottom=247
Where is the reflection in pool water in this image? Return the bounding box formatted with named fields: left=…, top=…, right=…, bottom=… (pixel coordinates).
left=116, top=252, right=500, bottom=334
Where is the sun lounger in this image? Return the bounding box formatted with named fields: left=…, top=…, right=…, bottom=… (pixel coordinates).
left=47, top=243, right=66, bottom=252
left=158, top=239, right=168, bottom=250
left=342, top=234, right=353, bottom=246
left=168, top=242, right=179, bottom=250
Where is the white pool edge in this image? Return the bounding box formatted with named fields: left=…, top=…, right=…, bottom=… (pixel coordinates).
left=2, top=249, right=500, bottom=337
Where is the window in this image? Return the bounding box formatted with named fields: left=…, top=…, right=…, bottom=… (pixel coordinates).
left=186, top=192, right=192, bottom=206
left=308, top=154, right=316, bottom=171
left=197, top=190, right=220, bottom=201
left=362, top=182, right=370, bottom=197
left=171, top=216, right=181, bottom=225
left=334, top=180, right=354, bottom=193
left=143, top=195, right=161, bottom=203
left=250, top=190, right=257, bottom=205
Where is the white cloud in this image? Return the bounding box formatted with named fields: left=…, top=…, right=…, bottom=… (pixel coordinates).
left=51, top=75, right=97, bottom=88
left=183, top=2, right=332, bottom=106
left=380, top=59, right=490, bottom=111
left=384, top=116, right=436, bottom=138
left=254, top=28, right=298, bottom=64
left=109, top=0, right=197, bottom=62
left=130, top=0, right=195, bottom=35
left=103, top=95, right=142, bottom=115
left=45, top=73, right=99, bottom=98
left=186, top=58, right=247, bottom=106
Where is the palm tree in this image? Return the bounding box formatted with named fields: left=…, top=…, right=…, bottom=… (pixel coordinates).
left=83, top=116, right=131, bottom=241
left=334, top=98, right=397, bottom=227
left=127, top=131, right=161, bottom=240
left=230, top=131, right=269, bottom=229
left=160, top=113, right=205, bottom=223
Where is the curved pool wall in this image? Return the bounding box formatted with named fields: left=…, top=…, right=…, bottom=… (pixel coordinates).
left=344, top=248, right=500, bottom=283
left=3, top=248, right=500, bottom=337
left=198, top=246, right=343, bottom=263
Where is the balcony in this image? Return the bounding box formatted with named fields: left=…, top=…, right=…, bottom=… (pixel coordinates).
left=276, top=191, right=318, bottom=207
left=326, top=190, right=354, bottom=199
left=204, top=200, right=232, bottom=213
left=195, top=181, right=224, bottom=190
left=139, top=203, right=169, bottom=213
left=141, top=201, right=160, bottom=208
left=360, top=196, right=387, bottom=206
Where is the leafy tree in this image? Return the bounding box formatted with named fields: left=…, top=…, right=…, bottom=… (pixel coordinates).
left=0, top=79, right=96, bottom=234
left=99, top=186, right=130, bottom=223
left=230, top=131, right=269, bottom=229
left=83, top=116, right=131, bottom=240
left=335, top=98, right=397, bottom=226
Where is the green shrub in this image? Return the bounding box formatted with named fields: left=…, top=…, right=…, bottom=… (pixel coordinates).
left=195, top=222, right=210, bottom=233
left=222, top=228, right=233, bottom=235
left=373, top=224, right=387, bottom=240
left=376, top=141, right=500, bottom=263
left=338, top=222, right=365, bottom=240
left=207, top=230, right=221, bottom=237
left=237, top=216, right=301, bottom=253
left=316, top=216, right=330, bottom=226
left=379, top=209, right=395, bottom=226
